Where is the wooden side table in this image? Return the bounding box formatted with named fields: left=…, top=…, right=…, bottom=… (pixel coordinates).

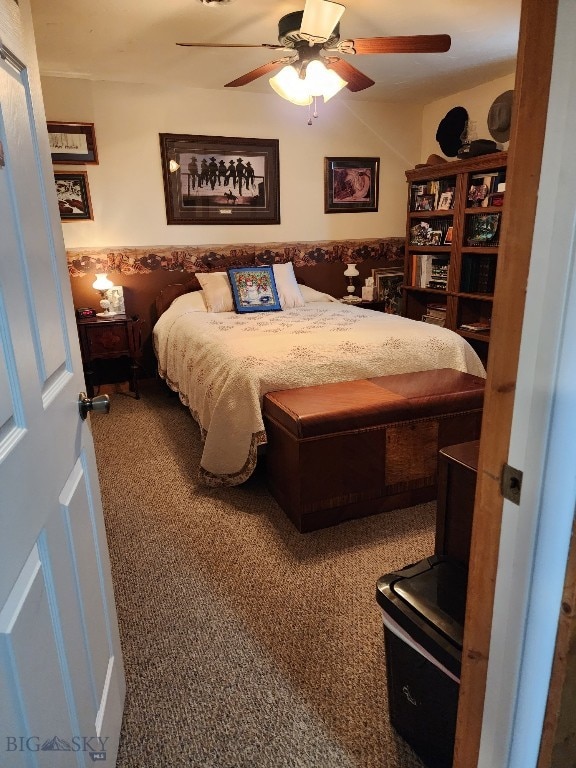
left=339, top=299, right=390, bottom=311
left=435, top=440, right=480, bottom=566
left=76, top=314, right=142, bottom=399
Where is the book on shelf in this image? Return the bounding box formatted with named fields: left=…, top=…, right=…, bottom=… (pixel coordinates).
left=429, top=256, right=449, bottom=290
left=422, top=314, right=445, bottom=327
left=459, top=321, right=491, bottom=332
left=426, top=303, right=447, bottom=319
left=461, top=254, right=496, bottom=293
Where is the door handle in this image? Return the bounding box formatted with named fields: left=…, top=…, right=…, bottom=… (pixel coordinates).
left=78, top=392, right=111, bottom=420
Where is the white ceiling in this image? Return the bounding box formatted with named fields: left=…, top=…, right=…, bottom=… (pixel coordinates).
left=29, top=0, right=521, bottom=103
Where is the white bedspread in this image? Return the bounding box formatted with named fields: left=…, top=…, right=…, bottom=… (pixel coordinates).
left=153, top=291, right=485, bottom=486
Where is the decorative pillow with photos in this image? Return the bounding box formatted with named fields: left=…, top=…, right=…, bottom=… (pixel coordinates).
left=273, top=262, right=305, bottom=309
left=227, top=266, right=282, bottom=313
left=196, top=272, right=235, bottom=313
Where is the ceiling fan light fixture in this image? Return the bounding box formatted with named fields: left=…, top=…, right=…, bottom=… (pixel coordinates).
left=269, top=60, right=347, bottom=110
left=300, top=0, right=345, bottom=44
left=269, top=65, right=313, bottom=106
left=304, top=59, right=347, bottom=100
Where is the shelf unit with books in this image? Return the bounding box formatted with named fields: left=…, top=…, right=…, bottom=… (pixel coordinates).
left=403, top=151, right=507, bottom=366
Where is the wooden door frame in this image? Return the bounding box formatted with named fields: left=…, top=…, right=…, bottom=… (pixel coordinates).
left=453, top=0, right=560, bottom=765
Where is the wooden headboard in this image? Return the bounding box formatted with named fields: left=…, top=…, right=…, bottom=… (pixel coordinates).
left=155, top=278, right=201, bottom=318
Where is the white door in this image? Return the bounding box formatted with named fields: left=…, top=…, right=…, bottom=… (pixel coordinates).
left=0, top=1, right=125, bottom=766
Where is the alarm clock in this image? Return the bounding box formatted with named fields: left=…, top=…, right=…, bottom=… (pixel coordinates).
left=76, top=307, right=96, bottom=318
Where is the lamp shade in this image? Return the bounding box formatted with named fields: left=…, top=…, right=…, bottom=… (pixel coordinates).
left=269, top=61, right=347, bottom=106
left=343, top=263, right=359, bottom=278
left=92, top=273, right=113, bottom=292
left=300, top=0, right=345, bottom=43
left=305, top=60, right=347, bottom=100
left=269, top=66, right=313, bottom=106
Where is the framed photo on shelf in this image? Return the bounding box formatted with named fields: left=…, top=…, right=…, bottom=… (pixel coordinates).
left=415, top=194, right=436, bottom=211
left=227, top=266, right=282, bottom=313
left=324, top=157, right=379, bottom=213
left=444, top=226, right=454, bottom=244
left=437, top=190, right=454, bottom=210
left=372, top=267, right=404, bottom=314
left=159, top=133, right=280, bottom=225
left=429, top=230, right=443, bottom=245
left=47, top=122, right=98, bottom=164
left=54, top=171, right=93, bottom=221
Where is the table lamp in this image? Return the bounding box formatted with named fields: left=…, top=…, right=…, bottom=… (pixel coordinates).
left=343, top=263, right=360, bottom=296
left=92, top=273, right=116, bottom=317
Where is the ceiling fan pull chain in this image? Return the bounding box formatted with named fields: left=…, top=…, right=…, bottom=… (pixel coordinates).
left=308, top=102, right=313, bottom=125
left=313, top=96, right=319, bottom=119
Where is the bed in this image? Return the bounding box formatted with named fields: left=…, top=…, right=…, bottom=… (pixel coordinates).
left=153, top=277, right=486, bottom=487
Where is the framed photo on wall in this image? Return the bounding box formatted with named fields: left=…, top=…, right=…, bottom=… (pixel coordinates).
left=54, top=171, right=93, bottom=221
left=159, top=133, right=280, bottom=225
left=47, top=122, right=98, bottom=164
left=324, top=157, right=379, bottom=213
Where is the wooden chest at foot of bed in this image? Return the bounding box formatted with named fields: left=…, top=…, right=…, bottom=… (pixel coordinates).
left=262, top=368, right=485, bottom=532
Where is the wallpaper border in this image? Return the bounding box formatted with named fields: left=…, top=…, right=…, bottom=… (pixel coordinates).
left=66, top=237, right=404, bottom=277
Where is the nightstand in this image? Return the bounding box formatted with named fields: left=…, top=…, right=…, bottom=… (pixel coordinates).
left=76, top=314, right=143, bottom=399
left=339, top=299, right=389, bottom=311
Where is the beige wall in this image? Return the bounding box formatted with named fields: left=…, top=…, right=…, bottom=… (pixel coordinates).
left=42, top=76, right=423, bottom=248
left=420, top=73, right=516, bottom=162
left=41, top=71, right=517, bottom=250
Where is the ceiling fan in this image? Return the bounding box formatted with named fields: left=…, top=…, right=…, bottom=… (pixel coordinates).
left=177, top=0, right=451, bottom=95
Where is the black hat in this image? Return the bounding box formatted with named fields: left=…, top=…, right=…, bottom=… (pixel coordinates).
left=436, top=106, right=469, bottom=157
left=458, top=139, right=499, bottom=159
left=488, top=90, right=514, bottom=143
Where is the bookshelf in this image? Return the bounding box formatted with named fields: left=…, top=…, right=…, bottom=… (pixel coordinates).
left=403, top=152, right=507, bottom=365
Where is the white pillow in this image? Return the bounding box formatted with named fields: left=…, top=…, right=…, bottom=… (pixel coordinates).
left=272, top=262, right=305, bottom=309
left=196, top=272, right=234, bottom=313
left=298, top=284, right=339, bottom=303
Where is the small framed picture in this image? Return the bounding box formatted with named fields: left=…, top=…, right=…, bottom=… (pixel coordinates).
left=415, top=194, right=436, bottom=211
left=437, top=190, right=454, bottom=210
left=227, top=266, right=282, bottom=313
left=324, top=157, right=379, bottom=213
left=429, top=230, right=443, bottom=245
left=444, top=226, right=454, bottom=244
left=54, top=171, right=93, bottom=221
left=47, top=122, right=98, bottom=164
left=372, top=268, right=404, bottom=314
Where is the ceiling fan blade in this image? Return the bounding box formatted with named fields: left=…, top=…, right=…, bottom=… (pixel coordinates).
left=343, top=35, right=451, bottom=55
left=176, top=42, right=285, bottom=49
left=300, top=0, right=345, bottom=43
left=325, top=58, right=375, bottom=92
left=224, top=58, right=290, bottom=88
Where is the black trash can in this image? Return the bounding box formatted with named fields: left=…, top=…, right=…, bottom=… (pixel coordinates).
left=376, top=555, right=467, bottom=768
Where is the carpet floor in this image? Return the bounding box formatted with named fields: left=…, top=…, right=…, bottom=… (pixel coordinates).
left=92, top=380, right=434, bottom=768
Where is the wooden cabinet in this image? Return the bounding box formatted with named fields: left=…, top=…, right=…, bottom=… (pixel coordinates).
left=403, top=152, right=507, bottom=366
left=435, top=440, right=479, bottom=566
left=77, top=315, right=142, bottom=398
